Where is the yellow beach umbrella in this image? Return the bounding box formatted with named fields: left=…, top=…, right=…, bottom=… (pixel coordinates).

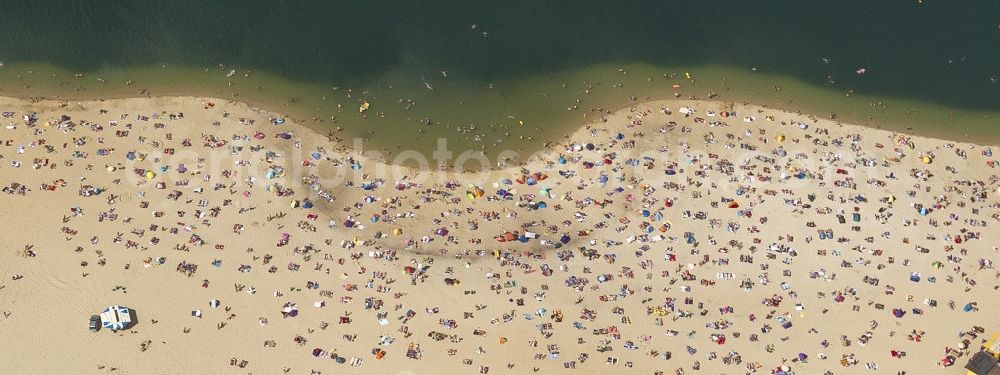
left=775, top=134, right=785, bottom=142
left=984, top=332, right=1000, bottom=357
left=920, top=156, right=932, bottom=164
left=144, top=171, right=155, bottom=179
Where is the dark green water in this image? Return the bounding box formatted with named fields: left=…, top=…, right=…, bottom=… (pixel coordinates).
left=1, top=1, right=999, bottom=159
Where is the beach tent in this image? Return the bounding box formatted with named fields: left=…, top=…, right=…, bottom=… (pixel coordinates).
left=100, top=305, right=132, bottom=331
left=964, top=351, right=1000, bottom=375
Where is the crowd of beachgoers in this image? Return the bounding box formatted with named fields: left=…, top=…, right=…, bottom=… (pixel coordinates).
left=0, top=95, right=996, bottom=374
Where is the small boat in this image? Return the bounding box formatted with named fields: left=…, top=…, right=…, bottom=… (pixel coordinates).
left=226, top=69, right=236, bottom=78
left=359, top=101, right=370, bottom=113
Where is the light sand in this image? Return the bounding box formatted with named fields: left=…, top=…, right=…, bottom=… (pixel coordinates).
left=0, top=95, right=997, bottom=375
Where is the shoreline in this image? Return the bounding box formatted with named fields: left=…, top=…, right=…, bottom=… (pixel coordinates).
left=3, top=93, right=997, bottom=171
left=3, top=60, right=999, bottom=161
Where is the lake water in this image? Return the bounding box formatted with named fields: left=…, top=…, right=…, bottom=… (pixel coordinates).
left=1, top=1, right=998, bottom=161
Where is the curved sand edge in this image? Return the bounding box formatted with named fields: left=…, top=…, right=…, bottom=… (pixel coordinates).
left=0, top=94, right=996, bottom=374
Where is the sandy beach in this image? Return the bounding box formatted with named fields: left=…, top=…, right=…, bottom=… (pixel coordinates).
left=0, top=95, right=996, bottom=375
